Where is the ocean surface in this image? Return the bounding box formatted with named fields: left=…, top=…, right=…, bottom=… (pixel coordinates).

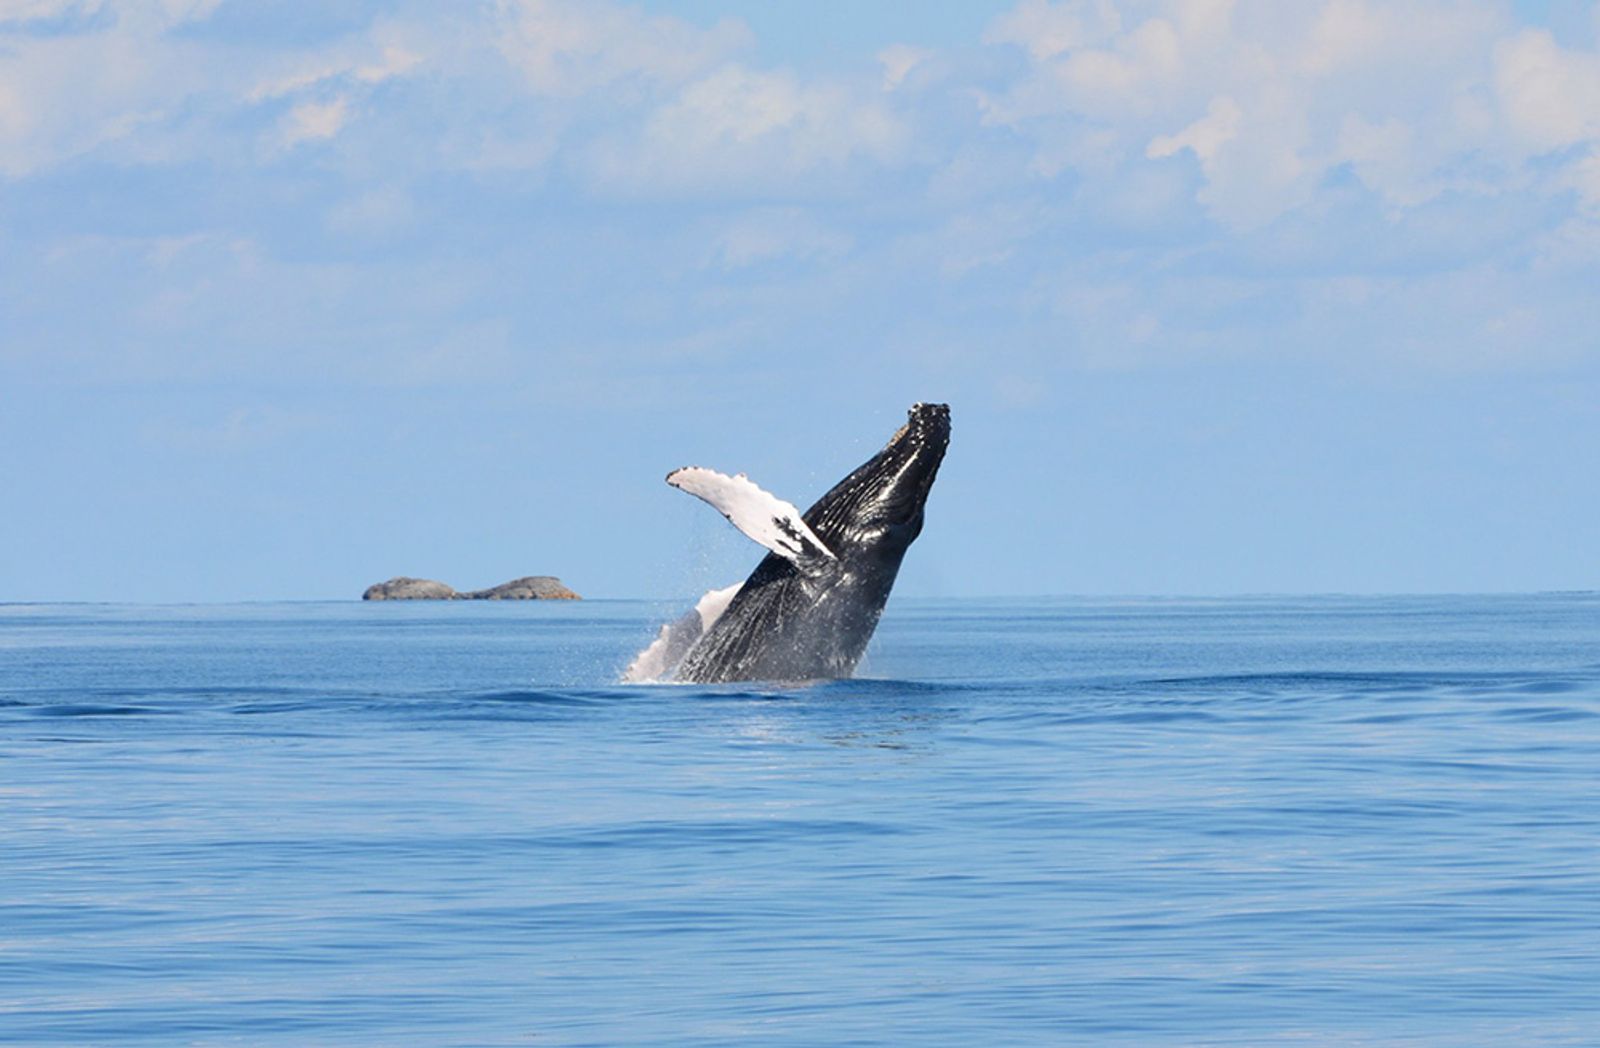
left=2, top=595, right=1598, bottom=1046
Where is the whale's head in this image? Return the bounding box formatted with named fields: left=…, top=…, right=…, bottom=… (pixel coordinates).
left=806, top=402, right=950, bottom=559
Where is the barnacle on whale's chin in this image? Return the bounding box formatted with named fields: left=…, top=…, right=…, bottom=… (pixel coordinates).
left=884, top=402, right=951, bottom=452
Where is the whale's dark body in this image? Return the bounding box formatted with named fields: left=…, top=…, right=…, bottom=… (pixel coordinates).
left=670, top=403, right=950, bottom=684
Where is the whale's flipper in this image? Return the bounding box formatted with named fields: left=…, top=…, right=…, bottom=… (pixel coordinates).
left=622, top=582, right=742, bottom=683
left=667, top=467, right=837, bottom=568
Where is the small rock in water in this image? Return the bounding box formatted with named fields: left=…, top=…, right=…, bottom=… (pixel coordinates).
left=363, top=577, right=458, bottom=601
left=463, top=577, right=581, bottom=601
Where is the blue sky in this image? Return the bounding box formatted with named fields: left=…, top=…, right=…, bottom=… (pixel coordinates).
left=3, top=0, right=1598, bottom=601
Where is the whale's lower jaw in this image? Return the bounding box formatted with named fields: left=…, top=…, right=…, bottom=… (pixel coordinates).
left=674, top=583, right=885, bottom=684
left=673, top=602, right=884, bottom=684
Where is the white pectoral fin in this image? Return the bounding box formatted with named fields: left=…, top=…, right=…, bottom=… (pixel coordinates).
left=667, top=467, right=836, bottom=567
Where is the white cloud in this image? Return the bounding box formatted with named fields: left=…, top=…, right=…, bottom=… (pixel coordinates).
left=1299, top=0, right=1381, bottom=75
left=1534, top=213, right=1600, bottom=269
left=144, top=0, right=217, bottom=27
left=893, top=200, right=1050, bottom=279
left=587, top=64, right=908, bottom=191
left=666, top=66, right=807, bottom=142
left=983, top=0, right=1123, bottom=61
left=0, top=27, right=211, bottom=176
left=250, top=43, right=421, bottom=103
left=0, top=0, right=915, bottom=194
left=1493, top=28, right=1600, bottom=151
left=0, top=0, right=217, bottom=27
left=0, top=76, right=23, bottom=141
left=0, top=5, right=429, bottom=176
left=709, top=207, right=852, bottom=269
left=3, top=0, right=1598, bottom=396
left=1153, top=87, right=1319, bottom=227
left=1336, top=114, right=1435, bottom=209
left=1052, top=15, right=1186, bottom=116
left=6, top=0, right=1599, bottom=224
left=1569, top=148, right=1600, bottom=213
left=355, top=45, right=421, bottom=85
left=493, top=0, right=749, bottom=97
left=0, top=0, right=99, bottom=20
left=280, top=97, right=349, bottom=147
left=246, top=30, right=427, bottom=154
left=326, top=185, right=416, bottom=238
left=979, top=0, right=1600, bottom=227
left=1147, top=95, right=1239, bottom=164
left=878, top=44, right=931, bottom=91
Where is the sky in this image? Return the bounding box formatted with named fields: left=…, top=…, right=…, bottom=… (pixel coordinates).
left=2, top=0, right=1599, bottom=601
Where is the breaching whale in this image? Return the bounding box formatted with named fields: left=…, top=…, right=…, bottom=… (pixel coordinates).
left=624, top=402, right=950, bottom=684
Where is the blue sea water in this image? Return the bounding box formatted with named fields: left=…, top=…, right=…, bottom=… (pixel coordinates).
left=2, top=595, right=1598, bottom=1047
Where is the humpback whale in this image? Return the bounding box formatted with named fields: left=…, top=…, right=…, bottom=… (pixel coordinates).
left=625, top=402, right=950, bottom=684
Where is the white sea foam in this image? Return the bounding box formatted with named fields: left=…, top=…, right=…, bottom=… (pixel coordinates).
left=621, top=582, right=742, bottom=683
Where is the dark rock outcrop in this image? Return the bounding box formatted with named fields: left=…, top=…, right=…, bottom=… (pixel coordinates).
left=363, top=577, right=458, bottom=601
left=462, top=576, right=581, bottom=600
left=362, top=575, right=581, bottom=601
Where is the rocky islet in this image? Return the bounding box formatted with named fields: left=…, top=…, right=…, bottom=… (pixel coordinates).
left=362, top=576, right=580, bottom=600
